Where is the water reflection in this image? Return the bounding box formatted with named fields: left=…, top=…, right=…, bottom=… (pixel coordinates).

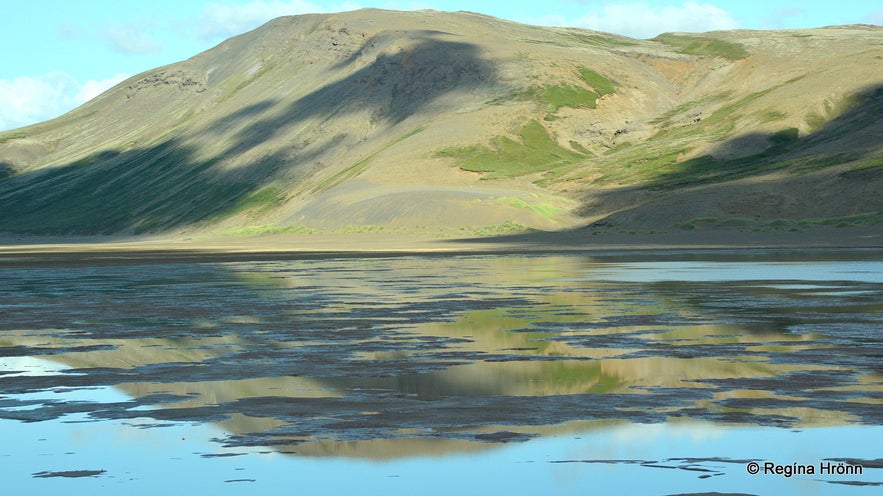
left=2, top=400, right=880, bottom=495
left=1, top=252, right=881, bottom=462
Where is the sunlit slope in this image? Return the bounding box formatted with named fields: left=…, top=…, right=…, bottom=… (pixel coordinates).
left=0, top=10, right=880, bottom=235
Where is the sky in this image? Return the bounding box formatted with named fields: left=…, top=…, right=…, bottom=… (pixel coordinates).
left=1, top=0, right=881, bottom=131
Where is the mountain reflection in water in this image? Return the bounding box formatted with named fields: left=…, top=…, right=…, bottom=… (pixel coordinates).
left=1, top=252, right=881, bottom=461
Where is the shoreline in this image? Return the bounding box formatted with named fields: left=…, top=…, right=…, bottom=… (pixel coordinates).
left=0, top=227, right=880, bottom=267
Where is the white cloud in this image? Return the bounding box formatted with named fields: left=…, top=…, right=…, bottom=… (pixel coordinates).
left=104, top=24, right=162, bottom=54
left=197, top=0, right=363, bottom=41
left=868, top=10, right=883, bottom=25
left=540, top=1, right=740, bottom=39
left=76, top=73, right=131, bottom=102
left=0, top=73, right=130, bottom=132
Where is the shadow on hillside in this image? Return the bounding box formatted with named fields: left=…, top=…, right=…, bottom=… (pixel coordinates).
left=641, top=83, right=883, bottom=190
left=455, top=83, right=883, bottom=247
left=0, top=34, right=495, bottom=235
left=217, top=33, right=494, bottom=157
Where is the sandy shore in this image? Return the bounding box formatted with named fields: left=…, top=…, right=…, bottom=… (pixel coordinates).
left=0, top=226, right=880, bottom=267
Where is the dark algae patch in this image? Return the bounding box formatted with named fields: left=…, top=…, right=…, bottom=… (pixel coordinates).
left=33, top=469, right=106, bottom=478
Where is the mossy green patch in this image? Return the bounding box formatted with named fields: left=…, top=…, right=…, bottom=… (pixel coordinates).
left=604, top=141, right=633, bottom=155
left=759, top=109, right=788, bottom=122
left=567, top=32, right=637, bottom=48
left=218, top=62, right=276, bottom=102
left=410, top=221, right=532, bottom=238
left=223, top=185, right=284, bottom=217
left=519, top=69, right=614, bottom=113
left=577, top=68, right=615, bottom=96
left=535, top=84, right=599, bottom=111
left=596, top=146, right=689, bottom=185
left=676, top=217, right=718, bottom=230
left=675, top=213, right=883, bottom=232
left=521, top=31, right=636, bottom=49
left=0, top=131, right=26, bottom=144
left=342, top=224, right=385, bottom=233
left=797, top=212, right=883, bottom=228
left=568, top=140, right=592, bottom=155
left=649, top=91, right=733, bottom=126
left=803, top=92, right=865, bottom=133
left=752, top=212, right=883, bottom=232
left=849, top=156, right=883, bottom=173
left=768, top=127, right=799, bottom=145
left=437, top=120, right=585, bottom=178
left=651, top=84, right=798, bottom=147
left=463, top=220, right=529, bottom=235
left=654, top=33, right=749, bottom=61
left=496, top=196, right=564, bottom=221
left=222, top=224, right=315, bottom=236
left=720, top=217, right=759, bottom=227
left=579, top=122, right=843, bottom=189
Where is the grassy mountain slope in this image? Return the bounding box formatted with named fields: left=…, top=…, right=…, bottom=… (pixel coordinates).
left=0, top=10, right=880, bottom=237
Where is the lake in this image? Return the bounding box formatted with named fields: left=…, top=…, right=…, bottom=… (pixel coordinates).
left=1, top=249, right=881, bottom=495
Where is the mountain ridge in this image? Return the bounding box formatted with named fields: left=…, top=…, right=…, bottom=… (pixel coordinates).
left=1, top=9, right=881, bottom=238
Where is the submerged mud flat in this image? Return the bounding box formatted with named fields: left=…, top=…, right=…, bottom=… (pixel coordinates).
left=0, top=251, right=881, bottom=492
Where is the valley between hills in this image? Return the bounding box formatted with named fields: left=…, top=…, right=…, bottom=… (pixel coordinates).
left=1, top=9, right=881, bottom=254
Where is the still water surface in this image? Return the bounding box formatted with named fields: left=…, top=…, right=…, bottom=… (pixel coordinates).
left=1, top=250, right=881, bottom=494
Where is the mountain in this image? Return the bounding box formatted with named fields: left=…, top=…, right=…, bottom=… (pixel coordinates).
left=1, top=9, right=881, bottom=238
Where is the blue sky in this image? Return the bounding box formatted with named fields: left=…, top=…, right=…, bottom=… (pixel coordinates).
left=1, top=0, right=881, bottom=131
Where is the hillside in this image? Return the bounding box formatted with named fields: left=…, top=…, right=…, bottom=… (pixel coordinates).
left=0, top=9, right=881, bottom=240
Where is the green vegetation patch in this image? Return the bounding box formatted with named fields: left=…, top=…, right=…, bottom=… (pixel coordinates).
left=496, top=196, right=564, bottom=221
left=584, top=123, right=839, bottom=189
left=568, top=140, right=592, bottom=155
left=521, top=30, right=637, bottom=49
left=567, top=32, right=637, bottom=48
left=223, top=185, right=285, bottom=217
left=595, top=146, right=690, bottom=185
left=222, top=224, right=315, bottom=236
left=768, top=127, right=799, bottom=145
left=753, top=212, right=883, bottom=232
left=218, top=61, right=276, bottom=102
left=848, top=156, right=883, bottom=173
left=651, top=86, right=792, bottom=145
left=437, top=120, right=585, bottom=178
left=676, top=217, right=719, bottom=230
left=803, top=92, right=865, bottom=133
left=0, top=131, right=26, bottom=144
left=794, top=212, right=883, bottom=229
left=649, top=91, right=734, bottom=127
left=578, top=68, right=615, bottom=96
left=654, top=33, right=749, bottom=61
left=342, top=224, right=385, bottom=233
left=461, top=220, right=529, bottom=236
left=519, top=68, right=615, bottom=113
left=759, top=109, right=788, bottom=122
left=676, top=212, right=882, bottom=232
left=534, top=84, right=600, bottom=111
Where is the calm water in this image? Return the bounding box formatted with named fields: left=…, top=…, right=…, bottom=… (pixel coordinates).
left=1, top=250, right=881, bottom=494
